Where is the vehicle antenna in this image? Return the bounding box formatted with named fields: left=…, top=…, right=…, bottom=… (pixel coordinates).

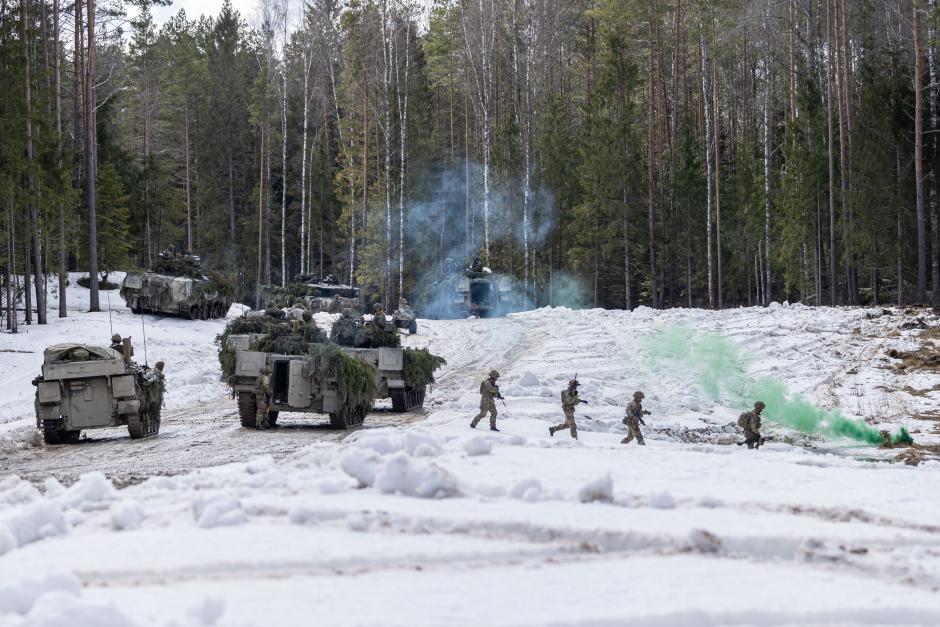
left=139, top=303, right=149, bottom=366
left=106, top=283, right=113, bottom=337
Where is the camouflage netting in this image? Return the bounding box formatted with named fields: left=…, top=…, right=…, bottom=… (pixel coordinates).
left=128, top=363, right=166, bottom=411
left=263, top=284, right=318, bottom=308
left=402, top=348, right=446, bottom=388
left=151, top=255, right=203, bottom=278
left=216, top=315, right=327, bottom=382
left=306, top=343, right=377, bottom=412
left=254, top=324, right=327, bottom=355
left=330, top=319, right=401, bottom=348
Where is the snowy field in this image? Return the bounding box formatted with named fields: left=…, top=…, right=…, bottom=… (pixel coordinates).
left=2, top=277, right=940, bottom=626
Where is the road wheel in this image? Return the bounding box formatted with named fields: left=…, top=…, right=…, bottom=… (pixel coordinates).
left=127, top=413, right=145, bottom=439
left=238, top=392, right=258, bottom=428
left=42, top=420, right=66, bottom=445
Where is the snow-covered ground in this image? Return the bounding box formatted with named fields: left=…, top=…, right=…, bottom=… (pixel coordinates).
left=2, top=277, right=940, bottom=626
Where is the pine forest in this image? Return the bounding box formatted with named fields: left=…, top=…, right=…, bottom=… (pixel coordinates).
left=3, top=0, right=940, bottom=324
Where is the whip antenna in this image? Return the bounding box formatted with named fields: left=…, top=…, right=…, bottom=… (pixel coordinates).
left=106, top=283, right=113, bottom=337
left=139, top=302, right=149, bottom=366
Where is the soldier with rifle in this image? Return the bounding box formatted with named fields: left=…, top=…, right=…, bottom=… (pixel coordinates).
left=550, top=378, right=588, bottom=440
left=471, top=370, right=504, bottom=431
left=622, top=390, right=650, bottom=446
left=737, top=401, right=766, bottom=449
left=255, top=365, right=273, bottom=430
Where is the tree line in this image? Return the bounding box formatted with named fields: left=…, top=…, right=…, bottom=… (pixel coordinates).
left=2, top=0, right=940, bottom=328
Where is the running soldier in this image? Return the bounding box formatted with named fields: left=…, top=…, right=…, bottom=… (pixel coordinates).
left=622, top=391, right=649, bottom=446
left=737, top=401, right=765, bottom=449
left=471, top=370, right=503, bottom=431
left=255, top=365, right=273, bottom=430
left=550, top=379, right=588, bottom=440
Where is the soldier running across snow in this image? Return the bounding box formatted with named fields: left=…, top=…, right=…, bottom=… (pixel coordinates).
left=471, top=370, right=503, bottom=431
left=622, top=390, right=650, bottom=446
left=550, top=378, right=588, bottom=440
left=738, top=401, right=765, bottom=449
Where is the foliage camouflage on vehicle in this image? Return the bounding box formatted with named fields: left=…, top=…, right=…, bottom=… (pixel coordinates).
left=306, top=343, right=378, bottom=415
left=121, top=253, right=234, bottom=319
left=402, top=348, right=447, bottom=388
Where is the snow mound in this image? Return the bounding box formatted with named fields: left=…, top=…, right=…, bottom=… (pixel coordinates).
left=649, top=491, right=676, bottom=509
left=56, top=471, right=116, bottom=509
left=109, top=501, right=144, bottom=531
left=518, top=371, right=540, bottom=387
left=0, top=425, right=43, bottom=451
left=373, top=452, right=459, bottom=499
left=0, top=500, right=67, bottom=555
left=0, top=476, right=41, bottom=508
left=405, top=431, right=443, bottom=457
left=577, top=474, right=614, bottom=503
left=0, top=574, right=80, bottom=615
left=192, top=494, right=246, bottom=528
left=462, top=436, right=492, bottom=456
left=509, top=478, right=542, bottom=502
left=340, top=449, right=383, bottom=487
left=186, top=596, right=226, bottom=626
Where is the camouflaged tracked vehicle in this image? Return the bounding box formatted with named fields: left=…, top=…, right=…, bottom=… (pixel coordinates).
left=33, top=343, right=165, bottom=444
left=423, top=259, right=514, bottom=319
left=260, top=274, right=362, bottom=314
left=219, top=311, right=444, bottom=429
left=121, top=251, right=233, bottom=319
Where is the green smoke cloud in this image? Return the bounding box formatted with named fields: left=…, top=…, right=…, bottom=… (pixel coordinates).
left=643, top=326, right=912, bottom=445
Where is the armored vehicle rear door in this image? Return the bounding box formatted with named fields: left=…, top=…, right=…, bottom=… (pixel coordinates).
left=287, top=359, right=312, bottom=408
left=65, top=377, right=112, bottom=428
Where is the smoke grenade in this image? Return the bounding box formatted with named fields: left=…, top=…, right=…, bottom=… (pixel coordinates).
left=643, top=326, right=913, bottom=446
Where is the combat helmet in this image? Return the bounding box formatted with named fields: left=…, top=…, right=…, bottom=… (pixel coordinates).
left=373, top=302, right=384, bottom=313
left=634, top=390, right=644, bottom=400
left=260, top=365, right=272, bottom=375
left=489, top=369, right=500, bottom=379
left=754, top=401, right=766, bottom=411
left=568, top=379, right=580, bottom=388
left=111, top=333, right=122, bottom=344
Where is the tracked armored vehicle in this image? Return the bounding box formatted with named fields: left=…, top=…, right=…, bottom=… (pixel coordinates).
left=424, top=260, right=514, bottom=319
left=121, top=251, right=233, bottom=319
left=261, top=274, right=362, bottom=314
left=33, top=343, right=165, bottom=444
left=219, top=312, right=444, bottom=430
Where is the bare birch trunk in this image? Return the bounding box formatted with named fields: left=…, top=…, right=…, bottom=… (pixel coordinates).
left=280, top=5, right=288, bottom=286
left=826, top=0, right=838, bottom=305
left=381, top=0, right=392, bottom=307
left=914, top=0, right=928, bottom=303
left=300, top=48, right=311, bottom=276
left=701, top=34, right=714, bottom=309
left=397, top=19, right=411, bottom=303
left=256, top=120, right=265, bottom=309
left=929, top=0, right=939, bottom=303
left=85, top=0, right=99, bottom=311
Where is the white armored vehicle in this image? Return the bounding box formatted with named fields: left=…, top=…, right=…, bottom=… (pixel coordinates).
left=33, top=343, right=165, bottom=444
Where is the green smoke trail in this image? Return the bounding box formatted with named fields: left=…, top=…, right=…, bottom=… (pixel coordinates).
left=643, top=326, right=913, bottom=446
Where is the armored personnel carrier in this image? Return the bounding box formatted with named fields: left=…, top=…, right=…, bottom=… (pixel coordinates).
left=218, top=311, right=444, bottom=429
left=423, top=258, right=514, bottom=319
left=261, top=274, right=362, bottom=314
left=121, top=250, right=234, bottom=319
left=33, top=343, right=165, bottom=444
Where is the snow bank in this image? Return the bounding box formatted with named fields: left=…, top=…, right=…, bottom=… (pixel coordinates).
left=577, top=474, right=614, bottom=503
left=462, top=436, right=492, bottom=456
left=0, top=500, right=67, bottom=556
left=509, top=478, right=543, bottom=502
left=109, top=501, right=144, bottom=532
left=0, top=425, right=42, bottom=452
left=192, top=494, right=246, bottom=528
left=56, top=472, right=117, bottom=509
left=373, top=453, right=460, bottom=499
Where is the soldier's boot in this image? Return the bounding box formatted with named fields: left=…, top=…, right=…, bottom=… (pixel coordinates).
left=490, top=426, right=500, bottom=432
left=549, top=426, right=556, bottom=437
left=621, top=434, right=634, bottom=445
left=637, top=435, right=646, bottom=446
left=570, top=426, right=578, bottom=440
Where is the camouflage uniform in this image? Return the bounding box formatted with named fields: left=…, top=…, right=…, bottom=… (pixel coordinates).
left=255, top=366, right=272, bottom=430
left=738, top=401, right=765, bottom=449
left=109, top=333, right=123, bottom=352
left=622, top=391, right=649, bottom=446
left=471, top=370, right=502, bottom=430
left=550, top=380, right=585, bottom=439
left=372, top=303, right=388, bottom=329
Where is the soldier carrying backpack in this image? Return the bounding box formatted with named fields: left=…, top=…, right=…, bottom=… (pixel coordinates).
left=737, top=401, right=766, bottom=449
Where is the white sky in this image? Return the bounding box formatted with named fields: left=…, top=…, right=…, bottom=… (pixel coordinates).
left=150, top=0, right=261, bottom=25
